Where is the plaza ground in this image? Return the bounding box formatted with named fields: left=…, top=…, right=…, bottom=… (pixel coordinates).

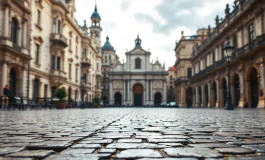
left=0, top=108, right=265, bottom=159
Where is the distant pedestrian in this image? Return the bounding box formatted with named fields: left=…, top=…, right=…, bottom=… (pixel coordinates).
left=3, top=85, right=9, bottom=96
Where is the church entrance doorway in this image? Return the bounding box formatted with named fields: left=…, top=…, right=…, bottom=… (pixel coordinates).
left=133, top=84, right=143, bottom=106
left=114, top=92, right=122, bottom=106
left=154, top=92, right=162, bottom=106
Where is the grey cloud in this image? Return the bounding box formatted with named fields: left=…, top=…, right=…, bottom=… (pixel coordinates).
left=101, top=21, right=116, bottom=30
left=134, top=0, right=233, bottom=35
left=120, top=0, right=131, bottom=11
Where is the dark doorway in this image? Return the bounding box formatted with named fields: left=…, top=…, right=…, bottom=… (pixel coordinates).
left=186, top=87, right=193, bottom=107
left=51, top=86, right=57, bottom=98
left=33, top=79, right=39, bottom=101
left=154, top=92, right=162, bottom=106
left=198, top=87, right=202, bottom=107
left=234, top=74, right=240, bottom=107
left=212, top=82, right=217, bottom=106
left=133, top=84, right=143, bottom=106
left=114, top=93, right=122, bottom=106
left=223, top=78, right=227, bottom=106
left=103, top=96, right=108, bottom=105
left=9, top=69, right=17, bottom=96
left=68, top=87, right=72, bottom=101
left=250, top=68, right=259, bottom=108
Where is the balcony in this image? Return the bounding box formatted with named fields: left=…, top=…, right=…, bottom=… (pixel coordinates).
left=81, top=57, right=91, bottom=67
left=174, top=76, right=190, bottom=85
left=95, top=70, right=103, bottom=78
left=0, top=37, right=30, bottom=59
left=52, top=0, right=69, bottom=13
left=82, top=82, right=91, bottom=91
left=50, top=33, right=68, bottom=48
left=191, top=33, right=265, bottom=80
left=49, top=70, right=67, bottom=86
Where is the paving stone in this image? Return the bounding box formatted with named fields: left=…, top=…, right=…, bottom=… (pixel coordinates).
left=116, top=149, right=162, bottom=158
left=117, top=139, right=142, bottom=143
left=188, top=139, right=218, bottom=143
left=138, top=158, right=198, bottom=160
left=158, top=143, right=183, bottom=147
left=27, top=141, right=72, bottom=150
left=227, top=140, right=265, bottom=145
left=215, top=147, right=255, bottom=154
left=147, top=139, right=188, bottom=143
left=106, top=143, right=169, bottom=149
left=0, top=143, right=29, bottom=147
left=163, top=148, right=223, bottom=158
left=60, top=149, right=95, bottom=155
left=227, top=156, right=265, bottom=160
left=242, top=145, right=265, bottom=152
left=189, top=143, right=237, bottom=148
left=0, top=158, right=34, bottom=160
left=0, top=147, right=24, bottom=156
left=50, top=137, right=82, bottom=142
left=80, top=139, right=113, bottom=144
left=7, top=150, right=55, bottom=158
left=98, top=149, right=116, bottom=154
left=71, top=144, right=101, bottom=149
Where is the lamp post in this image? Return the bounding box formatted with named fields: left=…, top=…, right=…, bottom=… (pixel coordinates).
left=101, top=86, right=104, bottom=107
left=80, top=79, right=85, bottom=109
left=223, top=41, right=234, bottom=110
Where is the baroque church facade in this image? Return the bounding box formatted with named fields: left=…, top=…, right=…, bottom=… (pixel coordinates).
left=102, top=35, right=167, bottom=106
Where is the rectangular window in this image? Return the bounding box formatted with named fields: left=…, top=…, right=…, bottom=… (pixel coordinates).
left=69, top=39, right=72, bottom=51
left=187, top=68, right=192, bottom=79
left=35, top=44, right=39, bottom=64
left=58, top=20, right=61, bottom=34
left=249, top=24, right=255, bottom=42
left=53, top=18, right=56, bottom=32
left=68, top=63, right=72, bottom=78
left=76, top=46, right=78, bottom=56
left=37, top=10, right=41, bottom=26
left=97, top=63, right=99, bottom=70
left=221, top=44, right=224, bottom=60
left=83, top=48, right=87, bottom=58
left=51, top=56, right=56, bottom=69
left=57, top=57, right=61, bottom=70
left=75, top=68, right=78, bottom=81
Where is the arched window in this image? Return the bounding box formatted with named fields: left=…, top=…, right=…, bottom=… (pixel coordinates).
left=135, top=58, right=141, bottom=69
left=11, top=18, right=18, bottom=44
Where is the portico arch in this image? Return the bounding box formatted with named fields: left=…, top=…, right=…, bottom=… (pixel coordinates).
left=114, top=92, right=122, bottom=106
left=245, top=67, right=259, bottom=108
left=133, top=83, right=143, bottom=106
left=154, top=92, right=162, bottom=106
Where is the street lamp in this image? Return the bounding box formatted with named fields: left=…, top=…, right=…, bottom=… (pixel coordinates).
left=223, top=41, right=234, bottom=110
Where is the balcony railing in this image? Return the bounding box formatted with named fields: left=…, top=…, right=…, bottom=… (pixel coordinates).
left=191, top=33, right=265, bottom=80
left=50, top=33, right=68, bottom=47
left=192, top=0, right=252, bottom=57
left=81, top=57, right=91, bottom=67
left=174, top=76, right=190, bottom=85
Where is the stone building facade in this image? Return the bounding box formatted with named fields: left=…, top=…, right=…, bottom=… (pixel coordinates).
left=166, top=66, right=175, bottom=102
left=174, top=0, right=265, bottom=108
left=108, top=35, right=167, bottom=106
left=0, top=0, right=102, bottom=102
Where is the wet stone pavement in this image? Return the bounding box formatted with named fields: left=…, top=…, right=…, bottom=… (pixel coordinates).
left=0, top=108, right=265, bottom=160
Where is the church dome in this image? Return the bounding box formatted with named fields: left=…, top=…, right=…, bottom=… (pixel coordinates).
left=90, top=5, right=101, bottom=20
left=102, top=36, right=114, bottom=50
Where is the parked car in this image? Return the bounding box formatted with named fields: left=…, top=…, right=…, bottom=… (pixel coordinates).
left=160, top=102, right=167, bottom=107
left=167, top=102, right=178, bottom=108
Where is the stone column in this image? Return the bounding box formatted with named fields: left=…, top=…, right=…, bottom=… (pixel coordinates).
left=238, top=72, right=246, bottom=108
left=216, top=80, right=221, bottom=108
left=23, top=21, right=27, bottom=48
left=201, top=86, right=206, bottom=107
left=1, top=62, right=8, bottom=95
left=163, top=80, right=167, bottom=103
left=146, top=80, right=149, bottom=105
left=109, top=80, right=113, bottom=104
left=21, top=68, right=27, bottom=97
left=180, top=86, right=186, bottom=107
left=207, top=83, right=211, bottom=107
left=192, top=88, right=196, bottom=107
left=123, top=81, right=126, bottom=105
left=127, top=80, right=130, bottom=105
left=195, top=87, right=199, bottom=107
left=258, top=64, right=265, bottom=108
left=150, top=80, right=153, bottom=105
left=4, top=8, right=9, bottom=37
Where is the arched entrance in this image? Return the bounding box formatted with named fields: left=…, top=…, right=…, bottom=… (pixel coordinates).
left=68, top=87, right=72, bottom=101
left=51, top=86, right=57, bottom=98
left=9, top=69, right=17, bottom=96
left=198, top=87, right=202, bottom=107
left=249, top=68, right=259, bottom=108
left=212, top=82, right=217, bottom=107
left=33, top=79, right=40, bottom=101
left=232, top=74, right=240, bottom=107
left=222, top=78, right=227, bottom=107
left=154, top=92, right=162, bottom=106
left=75, top=90, right=78, bottom=101
left=186, top=87, right=193, bottom=108
left=204, top=85, right=209, bottom=107
left=114, top=92, right=122, bottom=106
left=133, top=84, right=143, bottom=106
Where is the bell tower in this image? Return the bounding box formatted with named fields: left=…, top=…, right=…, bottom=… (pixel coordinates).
left=90, top=4, right=102, bottom=54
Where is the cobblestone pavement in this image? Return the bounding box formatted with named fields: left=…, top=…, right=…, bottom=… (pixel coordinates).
left=0, top=108, right=265, bottom=160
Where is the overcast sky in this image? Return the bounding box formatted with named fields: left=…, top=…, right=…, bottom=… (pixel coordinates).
left=75, top=0, right=234, bottom=69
